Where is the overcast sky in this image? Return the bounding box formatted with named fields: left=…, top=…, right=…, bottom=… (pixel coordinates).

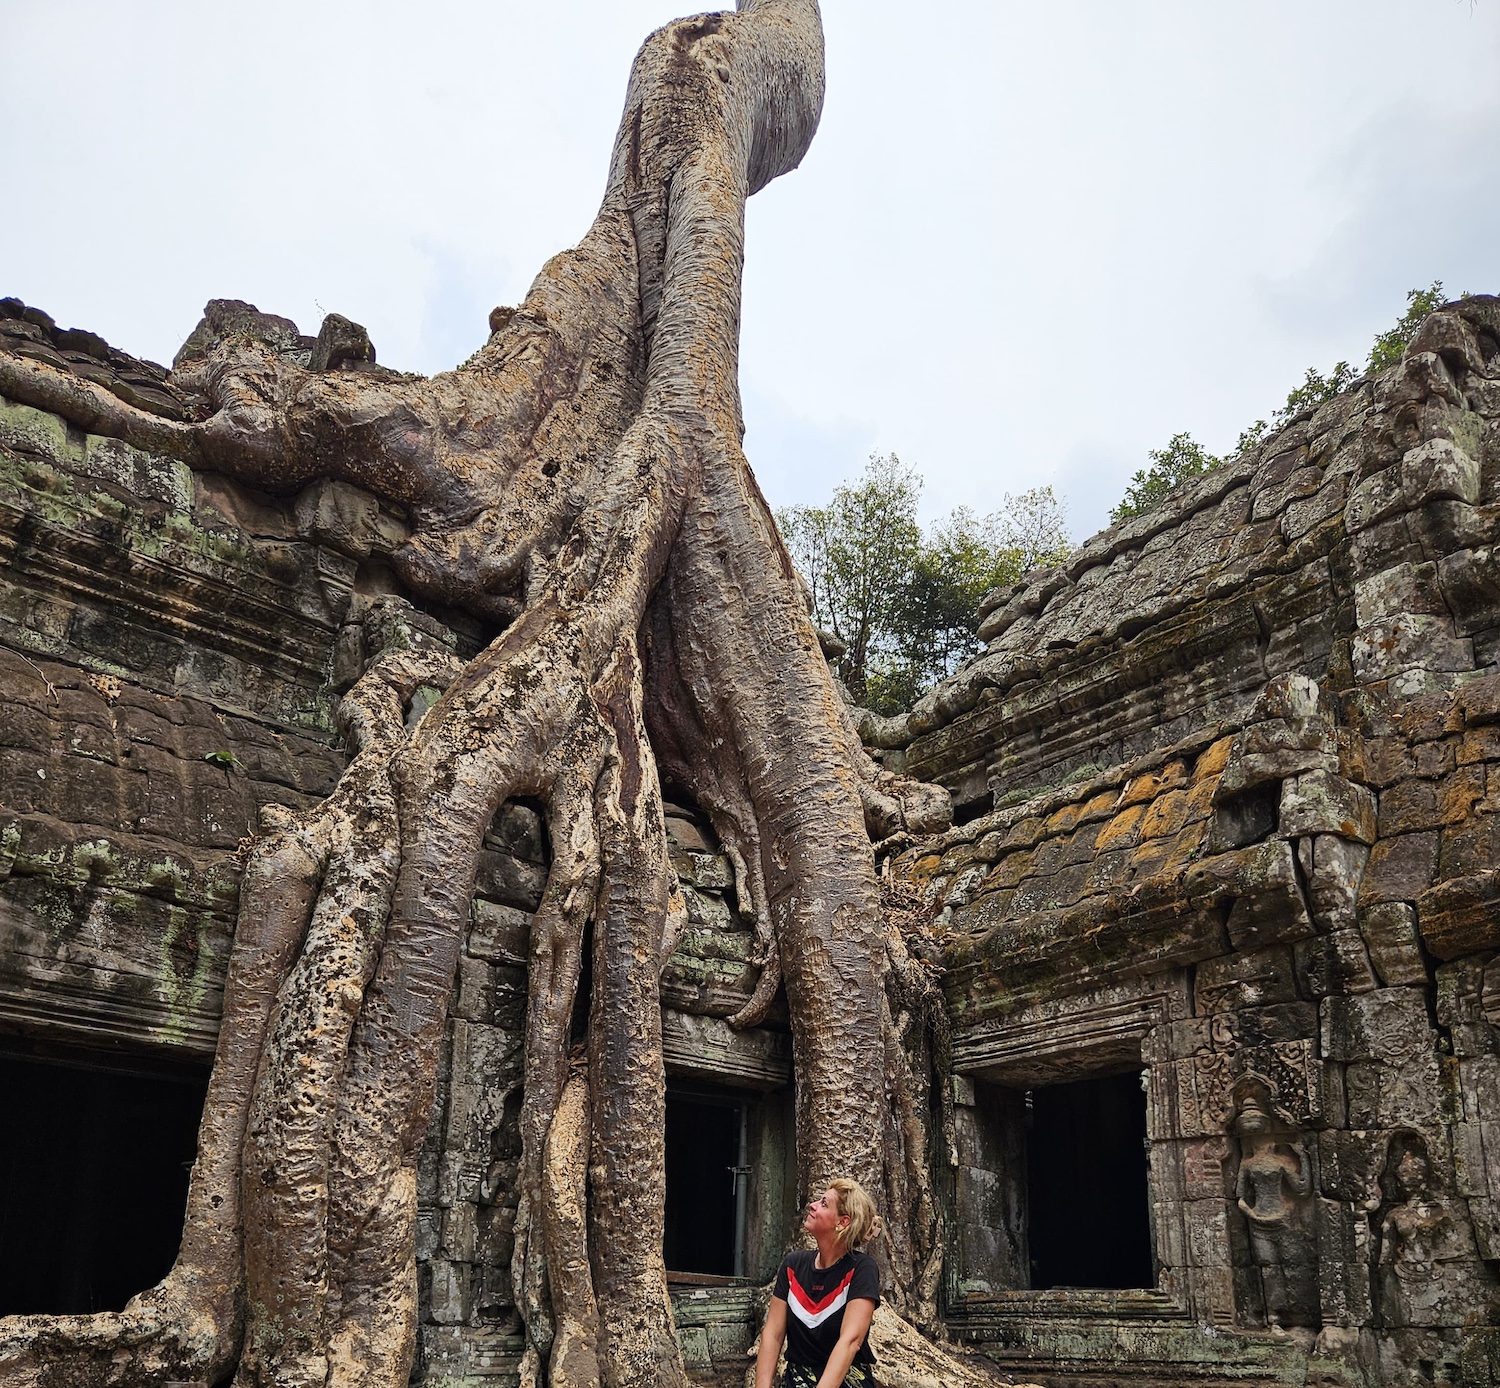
left=3, top=1, right=1496, bottom=541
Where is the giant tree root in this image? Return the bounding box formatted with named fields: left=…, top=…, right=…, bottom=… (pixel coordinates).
left=0, top=3, right=1001, bottom=1386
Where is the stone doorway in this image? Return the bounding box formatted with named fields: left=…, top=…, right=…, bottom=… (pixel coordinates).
left=663, top=1089, right=748, bottom=1280
left=0, top=1047, right=207, bottom=1315
left=1026, top=1070, right=1154, bottom=1290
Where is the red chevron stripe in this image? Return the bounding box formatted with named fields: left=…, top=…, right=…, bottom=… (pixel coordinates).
left=786, top=1265, right=855, bottom=1315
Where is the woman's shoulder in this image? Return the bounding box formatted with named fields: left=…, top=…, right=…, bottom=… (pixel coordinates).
left=848, top=1248, right=881, bottom=1292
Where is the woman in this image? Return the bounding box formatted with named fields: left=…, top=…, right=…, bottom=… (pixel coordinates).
left=753, top=1178, right=881, bottom=1388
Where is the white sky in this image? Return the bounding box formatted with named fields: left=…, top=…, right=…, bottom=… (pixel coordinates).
left=2, top=1, right=1496, bottom=541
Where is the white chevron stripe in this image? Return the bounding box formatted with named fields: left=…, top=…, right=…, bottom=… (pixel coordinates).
left=789, top=1282, right=850, bottom=1329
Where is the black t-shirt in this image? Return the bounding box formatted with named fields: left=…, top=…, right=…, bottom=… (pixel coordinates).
left=773, top=1247, right=880, bottom=1370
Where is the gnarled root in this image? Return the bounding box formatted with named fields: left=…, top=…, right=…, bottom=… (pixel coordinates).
left=0, top=4, right=1014, bottom=1386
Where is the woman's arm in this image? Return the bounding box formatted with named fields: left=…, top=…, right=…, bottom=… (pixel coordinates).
left=753, top=1296, right=788, bottom=1388
left=815, top=1298, right=875, bottom=1388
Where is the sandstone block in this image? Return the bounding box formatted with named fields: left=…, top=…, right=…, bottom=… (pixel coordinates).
left=1457, top=724, right=1500, bottom=766
left=1375, top=350, right=1463, bottom=411
left=1194, top=946, right=1297, bottom=1014
left=1438, top=546, right=1500, bottom=636
left=1353, top=561, right=1448, bottom=626
left=466, top=899, right=530, bottom=966
left=1282, top=472, right=1349, bottom=541
left=292, top=478, right=406, bottom=560
left=1417, top=514, right=1492, bottom=585
left=1358, top=831, right=1439, bottom=906
left=1351, top=513, right=1424, bottom=574
left=473, top=847, right=546, bottom=913
left=1437, top=811, right=1500, bottom=879
left=441, top=1202, right=478, bottom=1263
left=1216, top=737, right=1339, bottom=803
left=1317, top=1129, right=1390, bottom=1202
left=1252, top=463, right=1322, bottom=523
left=1401, top=437, right=1480, bottom=509
left=1250, top=673, right=1326, bottom=722
left=1357, top=902, right=1429, bottom=987
left=426, top=1259, right=470, bottom=1326
left=1180, top=1134, right=1233, bottom=1200
left=1459, top=671, right=1500, bottom=727
left=1321, top=988, right=1434, bottom=1065
left=1294, top=929, right=1378, bottom=998
left=1352, top=613, right=1472, bottom=682
left=1281, top=771, right=1377, bottom=842
left=1095, top=801, right=1148, bottom=852
left=1138, top=787, right=1192, bottom=840
left=1345, top=465, right=1405, bottom=533
left=1231, top=1001, right=1320, bottom=1047
left=1416, top=870, right=1500, bottom=959
left=1185, top=841, right=1315, bottom=949
left=1344, top=1058, right=1444, bottom=1130
left=1409, top=309, right=1489, bottom=375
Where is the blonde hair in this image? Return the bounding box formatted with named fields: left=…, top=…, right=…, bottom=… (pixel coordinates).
left=828, top=1177, right=882, bottom=1251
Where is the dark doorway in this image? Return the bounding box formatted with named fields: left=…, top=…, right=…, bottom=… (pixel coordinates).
left=663, top=1091, right=744, bottom=1279
left=1025, top=1070, right=1153, bottom=1290
left=0, top=1051, right=207, bottom=1315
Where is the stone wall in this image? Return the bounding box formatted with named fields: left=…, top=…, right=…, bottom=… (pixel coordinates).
left=0, top=300, right=791, bottom=1387
left=10, top=283, right=1500, bottom=1387
left=891, top=295, right=1500, bottom=1386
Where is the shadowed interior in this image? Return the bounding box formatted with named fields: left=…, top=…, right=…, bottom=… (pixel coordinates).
left=0, top=1050, right=206, bottom=1316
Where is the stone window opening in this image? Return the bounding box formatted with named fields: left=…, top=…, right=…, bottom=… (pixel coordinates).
left=1025, top=1070, right=1154, bottom=1291
left=953, top=1066, right=1157, bottom=1299
left=0, top=1044, right=207, bottom=1316
left=661, top=1079, right=794, bottom=1287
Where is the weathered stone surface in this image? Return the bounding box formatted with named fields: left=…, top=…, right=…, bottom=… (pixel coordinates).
left=1357, top=901, right=1430, bottom=987
left=12, top=291, right=1500, bottom=1385
left=891, top=300, right=1500, bottom=1386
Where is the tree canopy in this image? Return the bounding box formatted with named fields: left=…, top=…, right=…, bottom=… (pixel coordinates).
left=1110, top=282, right=1460, bottom=525
left=779, top=455, right=1070, bottom=714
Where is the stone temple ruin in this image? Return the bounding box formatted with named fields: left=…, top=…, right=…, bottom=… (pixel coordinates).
left=3, top=290, right=1500, bottom=1386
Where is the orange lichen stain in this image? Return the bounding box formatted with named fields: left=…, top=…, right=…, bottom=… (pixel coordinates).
left=1080, top=788, right=1120, bottom=823
left=1182, top=774, right=1219, bottom=820
left=1456, top=728, right=1500, bottom=766
left=1139, top=788, right=1192, bottom=841
left=1044, top=801, right=1086, bottom=836
left=1158, top=823, right=1208, bottom=877
left=1002, top=816, right=1047, bottom=850
left=1118, top=758, right=1189, bottom=809
left=911, top=854, right=943, bottom=883
left=1096, top=801, right=1149, bottom=853
left=983, top=851, right=1034, bottom=892
left=1127, top=836, right=1175, bottom=879
left=1439, top=769, right=1487, bottom=823
left=1194, top=736, right=1236, bottom=780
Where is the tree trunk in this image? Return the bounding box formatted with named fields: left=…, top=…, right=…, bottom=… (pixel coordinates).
left=0, top=3, right=982, bottom=1385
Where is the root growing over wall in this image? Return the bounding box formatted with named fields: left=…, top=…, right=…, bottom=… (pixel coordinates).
left=0, top=3, right=982, bottom=1384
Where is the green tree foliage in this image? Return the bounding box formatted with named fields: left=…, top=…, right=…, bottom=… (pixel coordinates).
left=779, top=455, right=1070, bottom=713
left=1109, top=282, right=1458, bottom=526
left=778, top=453, right=924, bottom=708
left=1110, top=432, right=1220, bottom=525
left=1368, top=281, right=1449, bottom=372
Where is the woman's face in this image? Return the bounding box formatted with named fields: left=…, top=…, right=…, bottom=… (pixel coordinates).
left=803, top=1187, right=844, bottom=1241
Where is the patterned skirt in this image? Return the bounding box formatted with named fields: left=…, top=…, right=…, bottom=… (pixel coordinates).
left=782, top=1361, right=870, bottom=1388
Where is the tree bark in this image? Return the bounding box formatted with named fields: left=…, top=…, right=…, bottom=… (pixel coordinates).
left=0, top=3, right=988, bottom=1385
